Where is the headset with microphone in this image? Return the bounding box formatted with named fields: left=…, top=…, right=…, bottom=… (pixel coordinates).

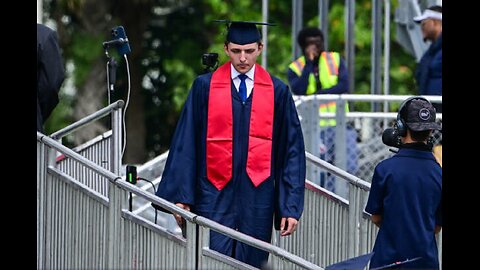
left=382, top=96, right=435, bottom=149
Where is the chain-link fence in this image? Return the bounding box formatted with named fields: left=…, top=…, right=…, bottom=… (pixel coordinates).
left=295, top=94, right=442, bottom=199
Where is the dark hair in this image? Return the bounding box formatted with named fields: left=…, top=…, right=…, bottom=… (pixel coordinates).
left=427, top=5, right=442, bottom=13
left=224, top=40, right=263, bottom=47
left=297, top=27, right=324, bottom=50
left=410, top=130, right=431, bottom=142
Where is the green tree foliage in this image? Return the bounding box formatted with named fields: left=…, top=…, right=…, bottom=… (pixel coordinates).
left=43, top=0, right=419, bottom=162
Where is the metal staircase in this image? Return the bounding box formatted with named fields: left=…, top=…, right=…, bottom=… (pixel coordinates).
left=37, top=95, right=442, bottom=269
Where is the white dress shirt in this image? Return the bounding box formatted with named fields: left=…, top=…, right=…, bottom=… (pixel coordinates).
left=231, top=64, right=255, bottom=99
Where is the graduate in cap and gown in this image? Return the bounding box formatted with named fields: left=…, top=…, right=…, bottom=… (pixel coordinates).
left=154, top=20, right=306, bottom=268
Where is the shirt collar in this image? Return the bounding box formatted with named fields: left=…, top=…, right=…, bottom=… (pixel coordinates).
left=230, top=64, right=255, bottom=81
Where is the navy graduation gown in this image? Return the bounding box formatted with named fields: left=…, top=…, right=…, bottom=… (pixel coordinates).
left=155, top=71, right=306, bottom=268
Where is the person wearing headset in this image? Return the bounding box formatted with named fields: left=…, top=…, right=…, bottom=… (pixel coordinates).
left=365, top=97, right=442, bottom=269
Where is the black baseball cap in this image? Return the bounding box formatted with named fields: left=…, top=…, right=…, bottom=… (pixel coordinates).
left=404, top=98, right=442, bottom=131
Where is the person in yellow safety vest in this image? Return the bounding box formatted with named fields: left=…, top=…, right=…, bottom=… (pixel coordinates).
left=288, top=27, right=349, bottom=127
left=287, top=27, right=358, bottom=195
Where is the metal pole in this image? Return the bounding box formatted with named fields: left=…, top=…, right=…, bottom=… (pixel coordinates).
left=383, top=0, right=391, bottom=128
left=111, top=106, right=123, bottom=173
left=292, top=0, right=303, bottom=60
left=319, top=0, right=329, bottom=51
left=262, top=0, right=269, bottom=69
left=334, top=99, right=348, bottom=199
left=37, top=0, right=43, bottom=23
left=348, top=182, right=357, bottom=258
left=345, top=0, right=355, bottom=94
left=107, top=105, right=124, bottom=269
left=37, top=141, right=46, bottom=269
left=371, top=0, right=383, bottom=112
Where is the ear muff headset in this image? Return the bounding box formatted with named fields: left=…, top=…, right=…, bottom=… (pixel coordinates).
left=395, top=96, right=431, bottom=137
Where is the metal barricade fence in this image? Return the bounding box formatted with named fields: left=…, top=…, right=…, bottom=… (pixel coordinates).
left=37, top=133, right=323, bottom=269
left=295, top=94, right=442, bottom=199
left=38, top=95, right=442, bottom=269
left=49, top=100, right=125, bottom=196
left=131, top=154, right=441, bottom=268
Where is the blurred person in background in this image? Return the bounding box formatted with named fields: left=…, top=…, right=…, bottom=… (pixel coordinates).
left=413, top=5, right=442, bottom=113
left=37, top=23, right=65, bottom=132
left=287, top=27, right=358, bottom=194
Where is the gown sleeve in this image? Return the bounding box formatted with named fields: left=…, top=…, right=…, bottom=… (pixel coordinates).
left=275, top=85, right=306, bottom=222
left=153, top=77, right=206, bottom=210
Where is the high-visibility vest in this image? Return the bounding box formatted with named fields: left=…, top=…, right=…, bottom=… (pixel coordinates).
left=289, top=52, right=348, bottom=126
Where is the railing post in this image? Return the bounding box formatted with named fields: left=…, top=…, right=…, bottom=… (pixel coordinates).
left=37, top=140, right=46, bottom=269
left=111, top=105, right=123, bottom=174
left=359, top=189, right=369, bottom=256
left=299, top=98, right=317, bottom=183
left=107, top=182, right=128, bottom=269
left=45, top=141, right=58, bottom=269
left=312, top=98, right=320, bottom=184
left=107, top=104, right=126, bottom=269
left=186, top=221, right=199, bottom=269
left=348, top=183, right=359, bottom=258
left=335, top=98, right=348, bottom=199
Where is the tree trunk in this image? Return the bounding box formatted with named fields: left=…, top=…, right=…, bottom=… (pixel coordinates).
left=116, top=0, right=153, bottom=164
left=63, top=0, right=113, bottom=146
left=72, top=59, right=109, bottom=146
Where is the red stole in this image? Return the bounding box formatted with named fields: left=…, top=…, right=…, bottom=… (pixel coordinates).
left=207, top=62, right=274, bottom=190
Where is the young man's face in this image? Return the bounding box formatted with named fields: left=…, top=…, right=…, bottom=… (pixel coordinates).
left=224, top=42, right=263, bottom=74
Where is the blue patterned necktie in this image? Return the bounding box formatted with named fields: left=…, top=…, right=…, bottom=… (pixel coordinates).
left=238, top=74, right=247, bottom=102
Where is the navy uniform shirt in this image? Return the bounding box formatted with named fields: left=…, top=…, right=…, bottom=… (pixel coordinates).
left=365, top=146, right=442, bottom=269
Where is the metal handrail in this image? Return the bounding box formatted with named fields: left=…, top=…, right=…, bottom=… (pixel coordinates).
left=38, top=131, right=323, bottom=269
left=305, top=152, right=371, bottom=191
left=196, top=216, right=323, bottom=270
left=294, top=94, right=442, bottom=104
left=38, top=132, right=119, bottom=181
left=50, top=100, right=124, bottom=140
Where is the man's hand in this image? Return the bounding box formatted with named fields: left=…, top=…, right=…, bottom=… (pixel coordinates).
left=280, top=217, right=298, bottom=236
left=371, top=214, right=382, bottom=228
left=306, top=44, right=319, bottom=61
left=174, top=202, right=191, bottom=227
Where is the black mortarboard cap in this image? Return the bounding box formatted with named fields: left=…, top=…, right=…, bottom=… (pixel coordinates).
left=214, top=20, right=275, bottom=45
left=325, top=252, right=374, bottom=270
